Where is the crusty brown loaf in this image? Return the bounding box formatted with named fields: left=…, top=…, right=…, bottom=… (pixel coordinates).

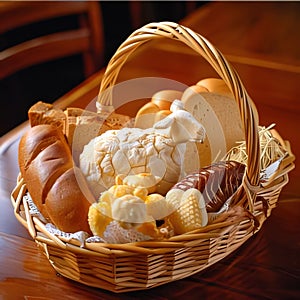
left=172, top=161, right=245, bottom=212
left=18, top=124, right=94, bottom=233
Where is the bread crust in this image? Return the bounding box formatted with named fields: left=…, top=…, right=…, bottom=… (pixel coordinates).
left=18, top=124, right=94, bottom=233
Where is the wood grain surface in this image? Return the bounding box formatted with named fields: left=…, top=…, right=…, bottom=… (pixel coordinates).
left=0, top=2, right=299, bottom=299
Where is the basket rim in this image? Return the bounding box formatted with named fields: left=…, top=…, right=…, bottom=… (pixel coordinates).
left=9, top=168, right=291, bottom=292
left=10, top=169, right=293, bottom=254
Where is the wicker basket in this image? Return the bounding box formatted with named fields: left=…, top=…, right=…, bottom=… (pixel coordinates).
left=11, top=22, right=295, bottom=293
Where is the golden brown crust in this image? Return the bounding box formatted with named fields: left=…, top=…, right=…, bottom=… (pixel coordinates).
left=46, top=167, right=92, bottom=233
left=18, top=124, right=93, bottom=233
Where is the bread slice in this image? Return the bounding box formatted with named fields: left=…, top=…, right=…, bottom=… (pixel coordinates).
left=28, top=101, right=66, bottom=132
left=27, top=102, right=131, bottom=165
left=182, top=91, right=245, bottom=172
left=65, top=107, right=131, bottom=165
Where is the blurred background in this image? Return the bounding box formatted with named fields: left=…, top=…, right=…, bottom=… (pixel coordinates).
left=0, top=1, right=207, bottom=136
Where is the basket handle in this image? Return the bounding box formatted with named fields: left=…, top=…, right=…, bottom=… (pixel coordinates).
left=97, top=21, right=261, bottom=200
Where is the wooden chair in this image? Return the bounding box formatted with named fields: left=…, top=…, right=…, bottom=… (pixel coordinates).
left=0, top=1, right=104, bottom=80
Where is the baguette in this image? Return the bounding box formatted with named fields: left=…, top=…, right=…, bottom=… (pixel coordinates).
left=18, top=124, right=95, bottom=233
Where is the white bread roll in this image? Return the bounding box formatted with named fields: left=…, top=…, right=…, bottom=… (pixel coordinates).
left=18, top=124, right=95, bottom=233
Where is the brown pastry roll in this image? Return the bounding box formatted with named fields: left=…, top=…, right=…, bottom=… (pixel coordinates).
left=172, top=161, right=245, bottom=212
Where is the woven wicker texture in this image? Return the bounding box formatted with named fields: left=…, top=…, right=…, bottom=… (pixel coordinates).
left=11, top=22, right=295, bottom=292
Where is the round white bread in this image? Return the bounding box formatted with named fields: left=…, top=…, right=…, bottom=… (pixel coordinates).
left=181, top=78, right=256, bottom=171
left=18, top=124, right=94, bottom=233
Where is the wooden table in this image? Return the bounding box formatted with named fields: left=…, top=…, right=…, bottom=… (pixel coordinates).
left=1, top=2, right=299, bottom=299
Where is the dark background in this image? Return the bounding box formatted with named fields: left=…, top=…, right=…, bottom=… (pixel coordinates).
left=0, top=1, right=206, bottom=137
